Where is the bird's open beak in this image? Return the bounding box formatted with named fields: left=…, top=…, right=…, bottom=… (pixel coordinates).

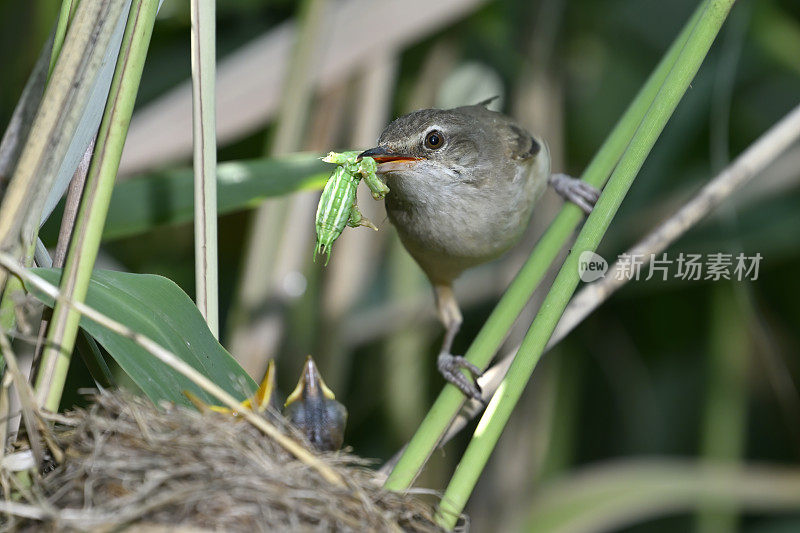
left=358, top=146, right=422, bottom=173
left=283, top=355, right=348, bottom=451
left=284, top=355, right=336, bottom=406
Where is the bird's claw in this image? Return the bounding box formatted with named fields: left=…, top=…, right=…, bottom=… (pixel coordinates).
left=437, top=352, right=485, bottom=402
left=549, top=173, right=600, bottom=215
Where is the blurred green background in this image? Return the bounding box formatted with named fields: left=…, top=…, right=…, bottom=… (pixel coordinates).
left=2, top=0, right=800, bottom=530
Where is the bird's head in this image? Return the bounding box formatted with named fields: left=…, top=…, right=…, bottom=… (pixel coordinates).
left=283, top=356, right=347, bottom=452
left=358, top=108, right=487, bottom=199
left=359, top=104, right=542, bottom=203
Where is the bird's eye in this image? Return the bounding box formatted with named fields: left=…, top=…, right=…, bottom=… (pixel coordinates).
left=424, top=130, right=444, bottom=150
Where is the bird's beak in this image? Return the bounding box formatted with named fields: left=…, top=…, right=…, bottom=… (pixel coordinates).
left=283, top=355, right=348, bottom=451
left=284, top=355, right=336, bottom=406
left=358, top=146, right=422, bottom=173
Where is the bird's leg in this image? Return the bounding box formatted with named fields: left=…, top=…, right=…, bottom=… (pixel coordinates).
left=434, top=283, right=484, bottom=400
left=548, top=173, right=600, bottom=215
left=436, top=284, right=462, bottom=356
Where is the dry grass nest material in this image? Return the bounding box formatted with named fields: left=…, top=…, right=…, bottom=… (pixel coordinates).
left=1, top=391, right=442, bottom=532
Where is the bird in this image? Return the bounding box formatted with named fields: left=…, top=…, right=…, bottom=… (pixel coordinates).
left=283, top=355, right=347, bottom=451
left=358, top=99, right=598, bottom=401
left=185, top=356, right=347, bottom=451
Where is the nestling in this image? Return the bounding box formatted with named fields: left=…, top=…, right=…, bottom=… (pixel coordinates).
left=359, top=100, right=599, bottom=400
left=284, top=356, right=347, bottom=451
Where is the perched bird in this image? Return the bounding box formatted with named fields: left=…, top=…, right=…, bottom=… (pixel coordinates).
left=359, top=100, right=598, bottom=400
left=283, top=356, right=348, bottom=451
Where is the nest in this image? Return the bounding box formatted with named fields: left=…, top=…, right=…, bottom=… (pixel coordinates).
left=1, top=391, right=442, bottom=532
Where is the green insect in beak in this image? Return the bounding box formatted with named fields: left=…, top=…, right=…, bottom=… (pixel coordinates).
left=314, top=151, right=389, bottom=265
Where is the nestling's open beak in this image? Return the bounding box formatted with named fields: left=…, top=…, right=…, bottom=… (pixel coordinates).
left=358, top=146, right=422, bottom=173
left=284, top=355, right=336, bottom=405
left=283, top=355, right=348, bottom=451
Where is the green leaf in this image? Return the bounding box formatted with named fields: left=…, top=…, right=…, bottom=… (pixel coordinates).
left=40, top=153, right=330, bottom=242
left=525, top=460, right=800, bottom=532
left=27, top=268, right=256, bottom=407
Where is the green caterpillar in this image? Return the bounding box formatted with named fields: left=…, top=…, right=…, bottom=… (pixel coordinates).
left=314, top=151, right=389, bottom=265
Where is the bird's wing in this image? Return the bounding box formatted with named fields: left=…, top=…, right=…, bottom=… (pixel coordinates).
left=455, top=103, right=541, bottom=163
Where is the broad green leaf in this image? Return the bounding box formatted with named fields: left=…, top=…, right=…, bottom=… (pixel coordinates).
left=40, top=153, right=330, bottom=242
left=27, top=268, right=256, bottom=407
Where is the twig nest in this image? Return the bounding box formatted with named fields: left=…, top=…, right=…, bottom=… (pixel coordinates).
left=2, top=391, right=441, bottom=532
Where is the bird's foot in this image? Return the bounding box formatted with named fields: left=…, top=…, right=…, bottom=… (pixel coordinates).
left=437, top=352, right=484, bottom=402
left=549, top=173, right=600, bottom=215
